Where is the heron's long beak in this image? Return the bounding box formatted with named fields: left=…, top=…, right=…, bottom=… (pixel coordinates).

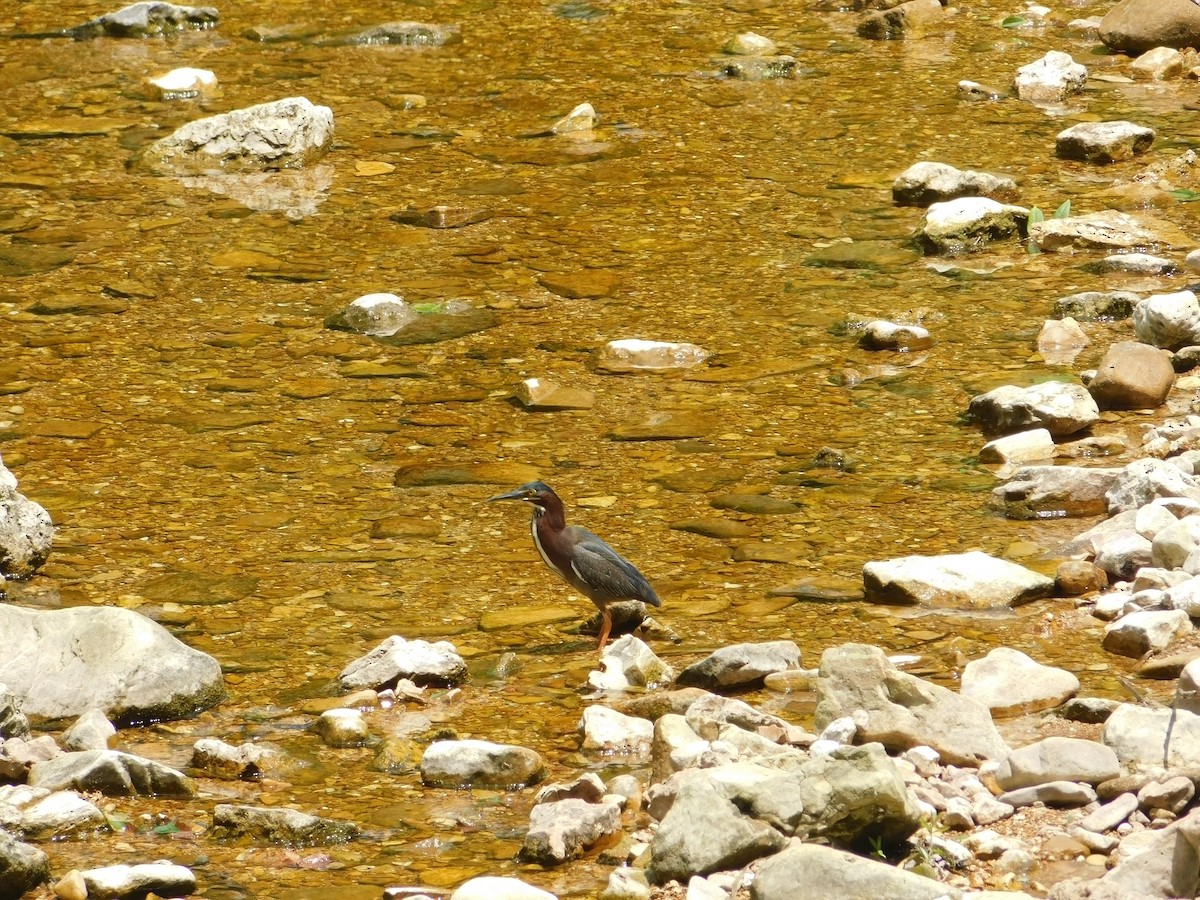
left=487, top=488, right=526, bottom=502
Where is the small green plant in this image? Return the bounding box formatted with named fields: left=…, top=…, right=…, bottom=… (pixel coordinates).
left=1026, top=200, right=1072, bottom=254
left=868, top=835, right=887, bottom=860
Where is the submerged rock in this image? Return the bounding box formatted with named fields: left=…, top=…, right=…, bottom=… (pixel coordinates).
left=325, top=21, right=461, bottom=46
left=137, top=97, right=334, bottom=174
left=595, top=339, right=711, bottom=373
left=211, top=804, right=358, bottom=845
left=67, top=2, right=218, bottom=39
left=858, top=0, right=944, bottom=40
left=1030, top=210, right=1193, bottom=253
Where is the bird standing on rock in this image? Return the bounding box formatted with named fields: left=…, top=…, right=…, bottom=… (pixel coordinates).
left=487, top=481, right=661, bottom=651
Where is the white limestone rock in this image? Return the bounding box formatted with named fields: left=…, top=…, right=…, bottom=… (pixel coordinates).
left=1014, top=50, right=1087, bottom=102
left=960, top=648, right=1080, bottom=717
left=863, top=551, right=1054, bottom=609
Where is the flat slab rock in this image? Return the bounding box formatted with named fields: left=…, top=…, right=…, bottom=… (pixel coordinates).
left=0, top=605, right=224, bottom=725
left=82, top=863, right=196, bottom=900
left=863, top=550, right=1053, bottom=609
left=676, top=640, right=801, bottom=689
left=211, top=804, right=358, bottom=845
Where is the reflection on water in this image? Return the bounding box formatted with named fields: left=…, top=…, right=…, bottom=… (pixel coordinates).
left=0, top=0, right=1183, bottom=893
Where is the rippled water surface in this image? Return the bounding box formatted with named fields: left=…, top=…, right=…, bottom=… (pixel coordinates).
left=2, top=0, right=1197, bottom=895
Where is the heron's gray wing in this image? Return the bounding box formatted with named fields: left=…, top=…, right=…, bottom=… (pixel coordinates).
left=567, top=527, right=660, bottom=606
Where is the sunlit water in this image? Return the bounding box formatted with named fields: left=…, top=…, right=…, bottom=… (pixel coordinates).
left=1, top=0, right=1194, bottom=895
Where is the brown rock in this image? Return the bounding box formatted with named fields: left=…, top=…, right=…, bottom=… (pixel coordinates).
left=1056, top=560, right=1108, bottom=596
left=1100, top=0, right=1200, bottom=55
left=1087, top=340, right=1175, bottom=409
left=538, top=270, right=622, bottom=299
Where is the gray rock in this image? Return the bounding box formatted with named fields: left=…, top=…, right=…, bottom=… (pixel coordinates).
left=969, top=382, right=1099, bottom=437
left=718, top=56, right=799, bottom=81
left=998, top=781, right=1098, bottom=808
left=1103, top=703, right=1200, bottom=774
left=995, top=737, right=1120, bottom=790
left=82, top=863, right=196, bottom=900
left=420, top=739, right=545, bottom=789
left=858, top=320, right=933, bottom=351
left=28, top=750, right=194, bottom=797
left=67, top=2, right=217, bottom=39
left=1014, top=50, right=1087, bottom=103
left=961, top=648, right=1080, bottom=716
left=535, top=773, right=607, bottom=806
left=335, top=293, right=416, bottom=337
left=1135, top=290, right=1200, bottom=350
left=0, top=605, right=223, bottom=724
left=1056, top=121, right=1156, bottom=163
left=1054, top=290, right=1139, bottom=322
left=332, top=21, right=461, bottom=47
left=647, top=776, right=787, bottom=884
left=677, top=641, right=801, bottom=689
left=191, top=737, right=286, bottom=780
left=0, top=685, right=29, bottom=739
left=1050, top=806, right=1200, bottom=899
left=0, top=735, right=60, bottom=782
left=1097, top=253, right=1175, bottom=275
left=602, top=868, right=651, bottom=900
left=340, top=635, right=467, bottom=689
left=314, top=708, right=370, bottom=748
left=1032, top=211, right=1193, bottom=254
left=1088, top=341, right=1175, bottom=410
left=815, top=643, right=1008, bottom=765
left=1058, top=697, right=1120, bottom=724
left=579, top=706, right=652, bottom=757
left=751, top=841, right=962, bottom=900
left=892, top=161, right=1016, bottom=207
left=61, top=710, right=115, bottom=752
left=683, top=693, right=809, bottom=745
left=1106, top=458, right=1200, bottom=514
left=862, top=551, right=1053, bottom=609
left=1177, top=657, right=1200, bottom=714
left=1102, top=609, right=1192, bottom=657
left=1139, top=775, right=1194, bottom=814
left=0, top=456, right=53, bottom=579
left=595, top=339, right=711, bottom=374
left=1152, top=516, right=1200, bottom=570
left=0, top=830, right=49, bottom=899
left=990, top=466, right=1121, bottom=520
left=138, top=97, right=334, bottom=175
left=0, top=787, right=106, bottom=838
left=519, top=797, right=621, bottom=864
left=918, top=197, right=1028, bottom=256
left=731, top=743, right=921, bottom=845
left=211, top=804, right=358, bottom=845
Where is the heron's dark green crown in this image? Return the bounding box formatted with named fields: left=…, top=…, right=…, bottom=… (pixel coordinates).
left=487, top=481, right=559, bottom=505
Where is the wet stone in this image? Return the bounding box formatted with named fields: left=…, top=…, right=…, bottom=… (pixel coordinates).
left=393, top=461, right=540, bottom=487
left=319, top=21, right=461, bottom=46
left=390, top=206, right=493, bottom=229
left=514, top=378, right=595, bottom=410
left=211, top=804, right=358, bottom=846
left=710, top=494, right=801, bottom=515
left=479, top=605, right=579, bottom=631
left=803, top=241, right=922, bottom=270
left=66, top=2, right=218, bottom=39
left=718, top=55, right=799, bottom=80
left=609, top=413, right=711, bottom=441
left=27, top=296, right=128, bottom=316
left=0, top=247, right=74, bottom=277
left=670, top=519, right=756, bottom=540
left=538, top=270, right=622, bottom=299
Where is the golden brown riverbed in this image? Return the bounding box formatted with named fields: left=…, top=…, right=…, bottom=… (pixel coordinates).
left=1, top=0, right=1195, bottom=896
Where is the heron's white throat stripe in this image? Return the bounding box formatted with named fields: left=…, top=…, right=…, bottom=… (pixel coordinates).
left=531, top=517, right=565, bottom=578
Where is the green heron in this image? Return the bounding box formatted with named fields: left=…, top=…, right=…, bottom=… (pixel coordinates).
left=487, top=481, right=660, bottom=650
